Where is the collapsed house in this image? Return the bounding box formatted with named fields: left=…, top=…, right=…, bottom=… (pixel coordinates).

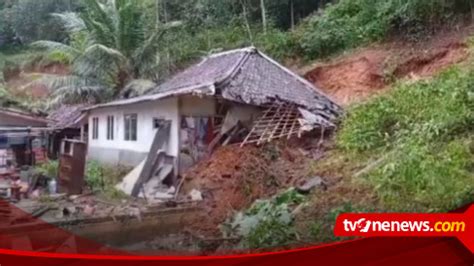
left=83, top=47, right=342, bottom=198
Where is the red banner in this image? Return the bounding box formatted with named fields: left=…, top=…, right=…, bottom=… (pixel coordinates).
left=0, top=199, right=472, bottom=265
left=335, top=205, right=474, bottom=253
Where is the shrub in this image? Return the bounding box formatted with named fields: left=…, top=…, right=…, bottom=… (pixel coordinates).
left=36, top=160, right=59, bottom=178
left=222, top=188, right=305, bottom=249
left=85, top=160, right=104, bottom=191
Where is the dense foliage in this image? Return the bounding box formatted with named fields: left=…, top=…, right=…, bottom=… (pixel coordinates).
left=295, top=0, right=474, bottom=59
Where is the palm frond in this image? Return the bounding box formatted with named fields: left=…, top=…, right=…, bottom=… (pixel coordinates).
left=51, top=12, right=86, bottom=33
left=84, top=44, right=127, bottom=62
left=83, top=0, right=117, bottom=46
left=132, top=21, right=182, bottom=78
left=49, top=85, right=110, bottom=107
left=31, top=41, right=81, bottom=59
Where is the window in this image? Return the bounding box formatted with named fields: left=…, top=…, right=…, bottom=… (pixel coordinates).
left=92, top=117, right=99, bottom=140
left=106, top=116, right=114, bottom=140
left=124, top=114, right=137, bottom=141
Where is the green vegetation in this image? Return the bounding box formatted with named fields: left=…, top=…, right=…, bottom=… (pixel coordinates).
left=222, top=188, right=305, bottom=249
left=36, top=160, right=59, bottom=178
left=85, top=160, right=130, bottom=200
left=337, top=65, right=474, bottom=212
left=35, top=160, right=129, bottom=200
left=295, top=0, right=474, bottom=59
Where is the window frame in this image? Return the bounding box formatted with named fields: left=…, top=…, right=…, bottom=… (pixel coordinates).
left=124, top=114, right=138, bottom=141
left=106, top=115, right=114, bottom=140
left=92, top=117, right=99, bottom=140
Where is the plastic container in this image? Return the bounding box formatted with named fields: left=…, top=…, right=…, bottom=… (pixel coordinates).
left=48, top=178, right=57, bottom=194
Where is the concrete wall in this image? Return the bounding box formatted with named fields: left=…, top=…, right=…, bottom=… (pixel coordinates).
left=87, top=98, right=179, bottom=166
left=86, top=96, right=217, bottom=167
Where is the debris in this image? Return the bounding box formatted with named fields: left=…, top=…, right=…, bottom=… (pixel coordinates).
left=183, top=141, right=314, bottom=235
left=241, top=104, right=303, bottom=146
left=30, top=189, right=41, bottom=199
left=155, top=192, right=174, bottom=200
left=220, top=105, right=260, bottom=135
left=128, top=207, right=142, bottom=222
left=189, top=189, right=203, bottom=201
left=116, top=159, right=146, bottom=195
left=83, top=205, right=95, bottom=216
left=174, top=178, right=185, bottom=200
left=296, top=176, right=328, bottom=193
left=353, top=152, right=392, bottom=178
left=132, top=122, right=173, bottom=197
left=297, top=108, right=334, bottom=137
left=167, top=186, right=176, bottom=194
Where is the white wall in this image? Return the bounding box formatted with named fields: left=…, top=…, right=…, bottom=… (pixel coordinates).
left=87, top=97, right=179, bottom=157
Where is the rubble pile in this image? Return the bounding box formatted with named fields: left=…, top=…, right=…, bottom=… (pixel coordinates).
left=182, top=140, right=319, bottom=235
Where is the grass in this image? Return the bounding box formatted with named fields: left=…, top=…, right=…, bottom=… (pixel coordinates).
left=295, top=44, right=474, bottom=244
left=85, top=160, right=131, bottom=201
left=337, top=65, right=474, bottom=212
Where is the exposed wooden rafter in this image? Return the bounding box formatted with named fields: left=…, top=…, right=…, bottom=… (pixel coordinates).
left=240, top=104, right=301, bottom=147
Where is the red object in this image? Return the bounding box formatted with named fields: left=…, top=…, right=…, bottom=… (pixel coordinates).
left=334, top=205, right=474, bottom=253
left=0, top=199, right=472, bottom=265
left=206, top=117, right=215, bottom=144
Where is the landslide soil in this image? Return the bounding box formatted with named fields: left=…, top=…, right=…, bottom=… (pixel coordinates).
left=302, top=27, right=473, bottom=106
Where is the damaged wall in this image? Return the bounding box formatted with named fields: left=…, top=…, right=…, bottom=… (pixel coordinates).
left=179, top=96, right=216, bottom=117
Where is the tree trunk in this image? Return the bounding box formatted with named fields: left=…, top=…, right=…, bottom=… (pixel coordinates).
left=155, top=0, right=160, bottom=28
left=290, top=0, right=295, bottom=30
left=240, top=0, right=254, bottom=41
left=260, top=0, right=267, bottom=34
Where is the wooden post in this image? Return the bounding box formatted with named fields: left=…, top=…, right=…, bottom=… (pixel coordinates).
left=80, top=125, right=85, bottom=142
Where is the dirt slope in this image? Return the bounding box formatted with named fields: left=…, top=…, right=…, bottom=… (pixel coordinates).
left=4, top=61, right=70, bottom=99
left=303, top=28, right=472, bottom=106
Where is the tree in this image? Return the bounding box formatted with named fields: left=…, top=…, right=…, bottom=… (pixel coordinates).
left=260, top=0, right=267, bottom=33
left=33, top=0, right=181, bottom=105
left=11, top=0, right=81, bottom=43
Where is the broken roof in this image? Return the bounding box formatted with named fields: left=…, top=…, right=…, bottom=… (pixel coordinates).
left=48, top=104, right=88, bottom=130
left=86, top=47, right=342, bottom=123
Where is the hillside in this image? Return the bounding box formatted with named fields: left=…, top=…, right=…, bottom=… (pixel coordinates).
left=0, top=0, right=473, bottom=253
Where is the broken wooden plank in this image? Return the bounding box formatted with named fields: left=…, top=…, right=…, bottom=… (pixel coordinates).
left=131, top=121, right=171, bottom=197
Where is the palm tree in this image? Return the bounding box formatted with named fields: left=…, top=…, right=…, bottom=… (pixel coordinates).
left=33, top=0, right=181, bottom=106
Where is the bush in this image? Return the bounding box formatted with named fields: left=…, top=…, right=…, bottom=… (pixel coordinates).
left=36, top=160, right=59, bottom=178
left=222, top=188, right=305, bottom=249
left=85, top=160, right=104, bottom=191
left=85, top=160, right=130, bottom=199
